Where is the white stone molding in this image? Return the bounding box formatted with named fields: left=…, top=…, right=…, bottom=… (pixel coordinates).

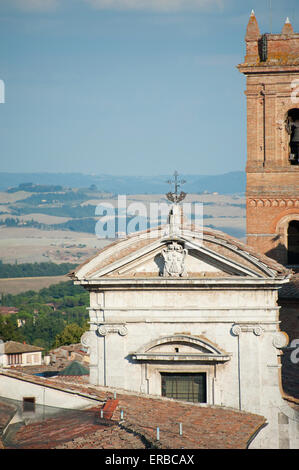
left=132, top=334, right=231, bottom=363
left=97, top=324, right=128, bottom=337
left=253, top=326, right=264, bottom=336
left=161, top=241, right=188, bottom=277
left=118, top=326, right=129, bottom=336
left=272, top=332, right=289, bottom=349
left=81, top=331, right=92, bottom=348
left=232, top=323, right=264, bottom=336
left=232, top=324, right=242, bottom=336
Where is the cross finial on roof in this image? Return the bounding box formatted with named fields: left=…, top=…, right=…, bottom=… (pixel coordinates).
left=166, top=171, right=187, bottom=204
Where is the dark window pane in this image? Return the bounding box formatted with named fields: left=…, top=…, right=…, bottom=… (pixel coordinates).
left=23, top=397, right=35, bottom=412
left=288, top=221, right=299, bottom=264
left=161, top=373, right=206, bottom=403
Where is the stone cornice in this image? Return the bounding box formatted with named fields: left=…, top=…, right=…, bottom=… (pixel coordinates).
left=76, top=277, right=289, bottom=289
left=238, top=64, right=299, bottom=74
left=246, top=167, right=299, bottom=173
left=131, top=352, right=231, bottom=362
left=88, top=306, right=281, bottom=312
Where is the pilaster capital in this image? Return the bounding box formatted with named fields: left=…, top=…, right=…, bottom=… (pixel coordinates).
left=97, top=324, right=128, bottom=337
left=232, top=323, right=264, bottom=336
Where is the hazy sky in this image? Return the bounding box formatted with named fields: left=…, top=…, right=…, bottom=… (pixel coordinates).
left=0, top=0, right=297, bottom=176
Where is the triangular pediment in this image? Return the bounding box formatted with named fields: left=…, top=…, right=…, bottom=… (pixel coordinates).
left=104, top=245, right=246, bottom=278
left=77, top=234, right=268, bottom=280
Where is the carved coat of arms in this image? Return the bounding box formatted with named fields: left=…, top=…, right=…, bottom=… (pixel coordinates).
left=161, top=242, right=188, bottom=277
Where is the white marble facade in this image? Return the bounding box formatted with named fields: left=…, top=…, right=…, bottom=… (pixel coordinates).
left=71, top=210, right=299, bottom=448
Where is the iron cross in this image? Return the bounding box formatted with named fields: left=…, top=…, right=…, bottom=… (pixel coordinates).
left=166, top=171, right=187, bottom=204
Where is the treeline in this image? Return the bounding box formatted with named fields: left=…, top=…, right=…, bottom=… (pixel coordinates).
left=1, top=215, right=169, bottom=234
left=20, top=190, right=91, bottom=204
left=0, top=218, right=44, bottom=228
left=0, top=261, right=77, bottom=278
left=7, top=183, right=64, bottom=193
left=0, top=216, right=97, bottom=233
left=14, top=204, right=97, bottom=218
left=1, top=281, right=86, bottom=306
left=0, top=281, right=89, bottom=350
left=54, top=218, right=97, bottom=233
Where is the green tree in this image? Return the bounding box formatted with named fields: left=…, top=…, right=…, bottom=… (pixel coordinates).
left=53, top=322, right=88, bottom=348
left=32, top=338, right=48, bottom=350
left=2, top=281, right=89, bottom=350
left=20, top=313, right=65, bottom=350
left=0, top=316, right=25, bottom=342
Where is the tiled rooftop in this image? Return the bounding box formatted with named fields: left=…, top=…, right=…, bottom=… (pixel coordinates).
left=0, top=307, right=19, bottom=316
left=0, top=369, right=266, bottom=449
left=279, top=273, right=299, bottom=299
left=5, top=407, right=105, bottom=449
left=0, top=400, right=16, bottom=433
left=5, top=408, right=147, bottom=450
left=106, top=393, right=266, bottom=450
left=4, top=341, right=44, bottom=354
left=0, top=400, right=17, bottom=450
left=70, top=225, right=291, bottom=281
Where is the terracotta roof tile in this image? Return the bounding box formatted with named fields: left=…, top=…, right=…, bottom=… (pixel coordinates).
left=70, top=225, right=291, bottom=280
left=279, top=273, right=299, bottom=299
left=1, top=370, right=266, bottom=449
left=4, top=341, right=44, bottom=354
left=0, top=400, right=17, bottom=433
left=0, top=307, right=19, bottom=315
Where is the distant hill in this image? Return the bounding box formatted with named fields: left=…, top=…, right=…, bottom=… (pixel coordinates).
left=0, top=171, right=246, bottom=195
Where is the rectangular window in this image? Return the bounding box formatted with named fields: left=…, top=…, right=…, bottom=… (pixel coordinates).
left=23, top=397, right=35, bottom=413
left=8, top=354, right=22, bottom=365
left=161, top=373, right=207, bottom=403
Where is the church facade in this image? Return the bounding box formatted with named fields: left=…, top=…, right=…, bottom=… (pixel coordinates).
left=70, top=12, right=299, bottom=449
left=71, top=207, right=298, bottom=448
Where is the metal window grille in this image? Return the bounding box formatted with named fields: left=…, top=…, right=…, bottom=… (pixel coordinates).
left=161, top=373, right=207, bottom=403
left=260, top=34, right=268, bottom=62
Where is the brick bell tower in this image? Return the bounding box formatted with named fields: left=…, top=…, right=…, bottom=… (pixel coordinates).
left=238, top=11, right=299, bottom=268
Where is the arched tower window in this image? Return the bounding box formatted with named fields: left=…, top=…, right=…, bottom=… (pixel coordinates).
left=288, top=220, right=299, bottom=265
left=286, top=109, right=299, bottom=165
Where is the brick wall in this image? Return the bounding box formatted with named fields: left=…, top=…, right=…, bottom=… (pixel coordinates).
left=238, top=14, right=299, bottom=263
